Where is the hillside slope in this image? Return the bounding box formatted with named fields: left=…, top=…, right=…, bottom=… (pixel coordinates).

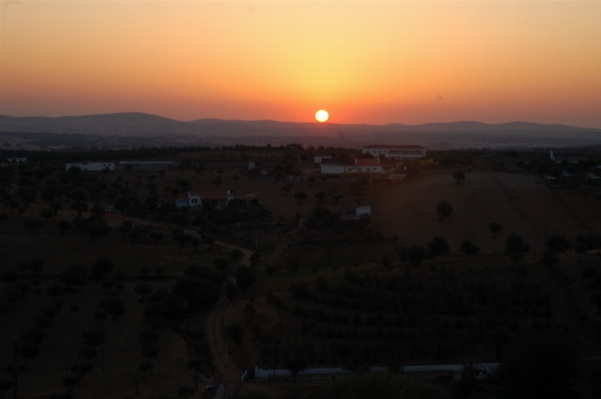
left=371, top=171, right=601, bottom=254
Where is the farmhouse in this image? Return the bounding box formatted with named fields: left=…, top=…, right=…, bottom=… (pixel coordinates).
left=175, top=190, right=236, bottom=210
left=362, top=144, right=426, bottom=160
left=66, top=162, right=114, bottom=172
left=321, top=158, right=383, bottom=174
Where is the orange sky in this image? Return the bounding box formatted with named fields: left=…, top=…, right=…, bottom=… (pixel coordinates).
left=1, top=1, right=600, bottom=128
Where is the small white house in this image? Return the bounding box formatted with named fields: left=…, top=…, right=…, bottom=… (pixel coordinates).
left=362, top=145, right=426, bottom=160
left=356, top=206, right=372, bottom=218
left=66, top=162, right=114, bottom=172
left=175, top=190, right=235, bottom=210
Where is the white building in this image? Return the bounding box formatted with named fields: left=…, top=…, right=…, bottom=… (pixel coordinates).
left=362, top=145, right=426, bottom=160
left=320, top=159, right=348, bottom=174
left=321, top=158, right=383, bottom=174
left=7, top=157, right=27, bottom=164
left=66, top=162, right=115, bottom=172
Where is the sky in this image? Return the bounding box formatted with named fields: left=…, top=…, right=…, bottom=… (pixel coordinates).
left=1, top=0, right=600, bottom=128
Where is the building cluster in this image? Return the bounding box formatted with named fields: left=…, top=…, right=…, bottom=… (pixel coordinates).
left=317, top=144, right=426, bottom=175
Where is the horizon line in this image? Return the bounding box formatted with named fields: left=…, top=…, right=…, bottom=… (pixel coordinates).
left=1, top=112, right=600, bottom=131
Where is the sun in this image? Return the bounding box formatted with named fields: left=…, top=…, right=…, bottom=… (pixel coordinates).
left=315, top=110, right=329, bottom=123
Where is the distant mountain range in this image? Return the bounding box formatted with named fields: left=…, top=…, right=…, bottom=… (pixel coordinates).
left=1, top=112, right=600, bottom=149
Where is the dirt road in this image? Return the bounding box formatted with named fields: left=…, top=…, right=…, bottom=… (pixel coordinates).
left=203, top=241, right=253, bottom=398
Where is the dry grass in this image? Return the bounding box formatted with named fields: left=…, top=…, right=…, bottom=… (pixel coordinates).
left=371, top=169, right=601, bottom=254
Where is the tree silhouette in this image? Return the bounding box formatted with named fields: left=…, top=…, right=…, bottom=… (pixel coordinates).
left=237, top=267, right=255, bottom=290
left=71, top=201, right=88, bottom=216
left=23, top=217, right=43, bottom=233
left=0, top=379, right=13, bottom=399
left=62, top=374, right=81, bottom=395
left=295, top=191, right=308, bottom=204
left=459, top=240, right=480, bottom=256
left=150, top=231, right=163, bottom=244
left=39, top=208, right=54, bottom=222
left=134, top=362, right=153, bottom=395
left=315, top=191, right=326, bottom=203
left=51, top=199, right=63, bottom=215
left=453, top=170, right=466, bottom=184
left=574, top=242, right=588, bottom=262
left=436, top=201, right=453, bottom=221
left=504, top=233, right=530, bottom=265
left=187, top=358, right=203, bottom=390
left=406, top=246, right=427, bottom=267
left=86, top=219, right=109, bottom=241
left=428, top=236, right=451, bottom=257
left=177, top=386, right=195, bottom=399
left=101, top=297, right=126, bottom=319
left=489, top=222, right=503, bottom=238
left=82, top=329, right=105, bottom=347
left=135, top=284, right=153, bottom=302
left=57, top=220, right=73, bottom=235
left=92, top=258, right=115, bottom=279
left=173, top=230, right=192, bottom=248
left=29, top=259, right=44, bottom=275
left=19, top=341, right=39, bottom=365
left=547, top=235, right=571, bottom=253
left=285, top=348, right=308, bottom=383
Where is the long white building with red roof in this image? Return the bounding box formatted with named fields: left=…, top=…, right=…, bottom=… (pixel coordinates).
left=362, top=144, right=426, bottom=160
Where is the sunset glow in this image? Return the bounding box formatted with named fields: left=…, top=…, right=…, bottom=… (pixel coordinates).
left=1, top=1, right=600, bottom=127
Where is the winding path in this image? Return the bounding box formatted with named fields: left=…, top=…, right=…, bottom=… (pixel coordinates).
left=199, top=237, right=252, bottom=397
